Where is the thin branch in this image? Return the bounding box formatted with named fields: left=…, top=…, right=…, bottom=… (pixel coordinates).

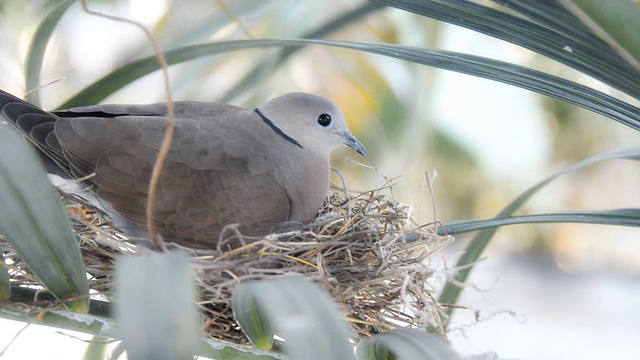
left=80, top=0, right=174, bottom=251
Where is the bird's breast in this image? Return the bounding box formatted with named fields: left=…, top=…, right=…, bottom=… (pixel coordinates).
left=276, top=152, right=331, bottom=224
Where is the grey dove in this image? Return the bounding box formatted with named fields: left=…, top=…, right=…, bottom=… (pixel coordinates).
left=0, top=89, right=366, bottom=248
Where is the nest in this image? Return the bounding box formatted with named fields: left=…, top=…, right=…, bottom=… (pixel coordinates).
left=3, top=183, right=455, bottom=345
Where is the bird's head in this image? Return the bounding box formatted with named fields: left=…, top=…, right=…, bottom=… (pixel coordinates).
left=255, top=93, right=366, bottom=157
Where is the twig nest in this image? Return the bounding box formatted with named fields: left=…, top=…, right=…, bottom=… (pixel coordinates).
left=3, top=186, right=453, bottom=345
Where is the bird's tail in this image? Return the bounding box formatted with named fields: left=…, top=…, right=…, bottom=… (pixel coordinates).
left=0, top=89, right=69, bottom=176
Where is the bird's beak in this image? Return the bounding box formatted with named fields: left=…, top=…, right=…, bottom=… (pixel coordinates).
left=340, top=130, right=367, bottom=156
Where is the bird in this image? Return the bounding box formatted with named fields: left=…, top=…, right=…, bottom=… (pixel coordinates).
left=0, top=89, right=366, bottom=249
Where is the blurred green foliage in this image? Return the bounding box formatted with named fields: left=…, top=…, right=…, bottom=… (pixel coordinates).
left=1, top=0, right=640, bottom=358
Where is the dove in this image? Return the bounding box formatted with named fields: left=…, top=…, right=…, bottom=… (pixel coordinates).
left=0, top=89, right=366, bottom=248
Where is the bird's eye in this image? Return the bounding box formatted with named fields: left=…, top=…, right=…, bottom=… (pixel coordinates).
left=317, top=113, right=332, bottom=127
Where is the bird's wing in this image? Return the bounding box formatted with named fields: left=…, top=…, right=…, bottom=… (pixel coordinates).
left=7, top=99, right=293, bottom=245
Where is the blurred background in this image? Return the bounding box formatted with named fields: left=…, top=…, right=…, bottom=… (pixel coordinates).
left=1, top=0, right=639, bottom=359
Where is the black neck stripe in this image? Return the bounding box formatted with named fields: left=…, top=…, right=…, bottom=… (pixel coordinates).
left=254, top=108, right=304, bottom=149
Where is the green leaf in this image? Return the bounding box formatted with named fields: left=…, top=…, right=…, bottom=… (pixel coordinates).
left=24, top=0, right=75, bottom=106
left=1, top=285, right=280, bottom=360
left=444, top=209, right=640, bottom=233
left=198, top=339, right=284, bottom=360
left=115, top=250, right=199, bottom=360
left=82, top=335, right=109, bottom=360
left=231, top=290, right=275, bottom=350
left=0, top=254, right=10, bottom=301
left=220, top=2, right=385, bottom=102
left=0, top=125, right=89, bottom=312
left=562, top=0, right=640, bottom=71
left=355, top=328, right=461, bottom=360
left=437, top=147, right=640, bottom=319
left=232, top=275, right=355, bottom=360
left=0, top=287, right=113, bottom=335
left=491, top=0, right=614, bottom=59
left=58, top=39, right=640, bottom=132
left=371, top=0, right=640, bottom=99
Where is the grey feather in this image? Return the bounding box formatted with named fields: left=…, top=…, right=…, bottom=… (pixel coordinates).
left=0, top=90, right=366, bottom=248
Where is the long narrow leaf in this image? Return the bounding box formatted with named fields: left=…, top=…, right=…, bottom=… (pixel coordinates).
left=3, top=286, right=279, bottom=360
left=444, top=209, right=640, bottom=234
left=0, top=126, right=89, bottom=312
left=221, top=2, right=385, bottom=102
left=24, top=0, right=75, bottom=106
left=232, top=275, right=355, bottom=360
left=199, top=339, right=284, bottom=360
left=437, top=147, right=640, bottom=319
left=491, top=0, right=619, bottom=60
left=0, top=254, right=9, bottom=301
left=115, top=250, right=198, bottom=360
left=82, top=336, right=110, bottom=360
left=356, top=328, right=461, bottom=360
left=7, top=285, right=111, bottom=317
left=58, top=39, right=640, bottom=133
left=162, top=0, right=266, bottom=48
left=232, top=291, right=275, bottom=350
left=561, top=0, right=640, bottom=71
left=370, top=0, right=640, bottom=99
left=0, top=303, right=113, bottom=336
